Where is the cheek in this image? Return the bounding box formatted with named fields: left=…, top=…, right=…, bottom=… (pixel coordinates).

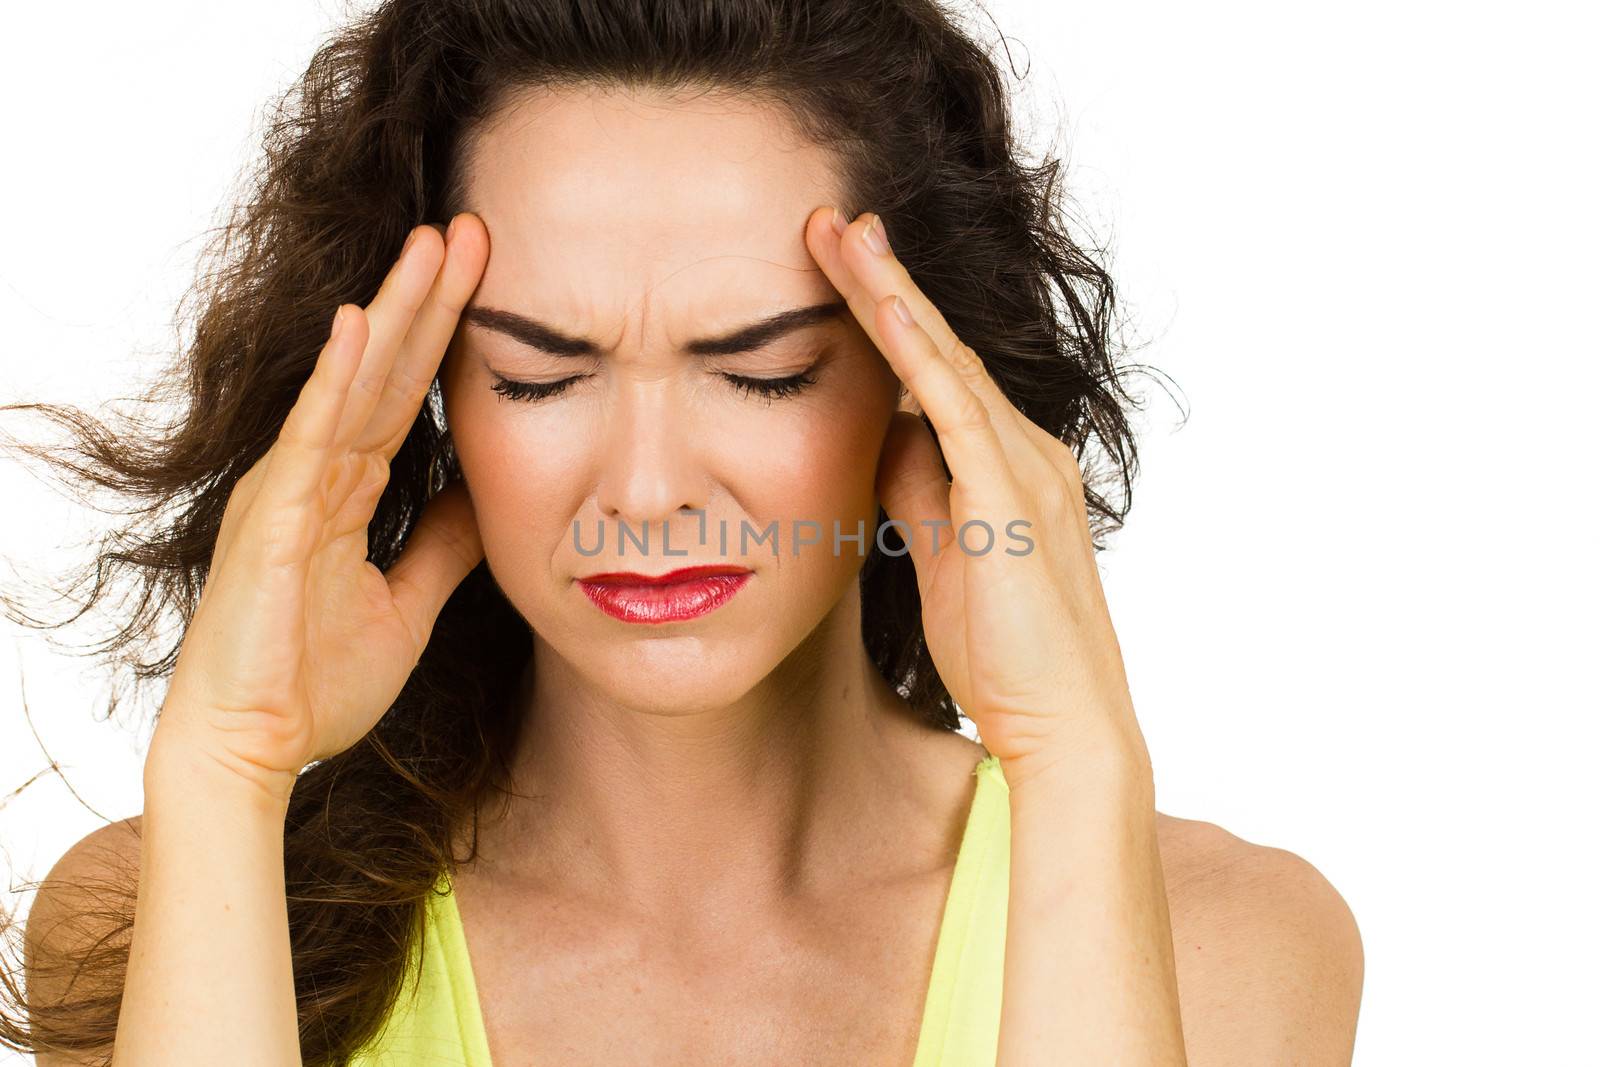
left=726, top=392, right=893, bottom=574
left=743, top=413, right=880, bottom=522
left=446, top=402, right=579, bottom=583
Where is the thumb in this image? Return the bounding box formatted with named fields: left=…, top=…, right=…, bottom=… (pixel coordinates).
left=387, top=479, right=485, bottom=656
left=875, top=411, right=952, bottom=592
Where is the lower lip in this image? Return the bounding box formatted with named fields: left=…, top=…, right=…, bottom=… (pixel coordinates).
left=577, top=573, right=752, bottom=624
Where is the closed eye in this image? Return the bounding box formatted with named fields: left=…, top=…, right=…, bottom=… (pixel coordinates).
left=489, top=367, right=820, bottom=404
left=718, top=369, right=819, bottom=401
left=489, top=374, right=585, bottom=403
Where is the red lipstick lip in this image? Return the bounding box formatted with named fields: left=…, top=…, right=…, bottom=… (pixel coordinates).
left=575, top=568, right=752, bottom=624
left=576, top=564, right=753, bottom=586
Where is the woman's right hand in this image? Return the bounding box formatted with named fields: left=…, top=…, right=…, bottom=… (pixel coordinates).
left=155, top=214, right=491, bottom=800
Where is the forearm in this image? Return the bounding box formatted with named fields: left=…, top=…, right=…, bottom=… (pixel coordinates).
left=113, top=723, right=301, bottom=1067
left=998, top=733, right=1187, bottom=1065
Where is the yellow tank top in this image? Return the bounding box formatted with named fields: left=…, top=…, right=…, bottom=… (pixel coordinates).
left=348, top=753, right=1009, bottom=1066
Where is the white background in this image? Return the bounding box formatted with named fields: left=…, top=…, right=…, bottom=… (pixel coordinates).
left=2, top=0, right=1595, bottom=1062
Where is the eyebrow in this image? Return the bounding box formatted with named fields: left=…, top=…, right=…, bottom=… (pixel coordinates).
left=461, top=299, right=849, bottom=357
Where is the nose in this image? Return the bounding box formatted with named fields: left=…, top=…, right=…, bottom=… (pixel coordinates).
left=592, top=379, right=710, bottom=536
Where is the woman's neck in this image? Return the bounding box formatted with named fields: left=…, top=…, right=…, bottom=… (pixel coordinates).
left=463, top=589, right=939, bottom=926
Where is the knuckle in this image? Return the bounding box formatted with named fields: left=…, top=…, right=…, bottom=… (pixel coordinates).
left=418, top=517, right=474, bottom=572
left=230, top=456, right=267, bottom=503
left=435, top=286, right=471, bottom=316
left=1037, top=475, right=1073, bottom=519
left=944, top=339, right=988, bottom=380
left=320, top=454, right=357, bottom=501
left=384, top=360, right=434, bottom=405
left=251, top=509, right=318, bottom=563
left=351, top=369, right=387, bottom=398
left=878, top=463, right=930, bottom=506
left=1057, top=444, right=1088, bottom=493
left=952, top=390, right=991, bottom=433
left=275, top=418, right=326, bottom=454
left=441, top=531, right=479, bottom=572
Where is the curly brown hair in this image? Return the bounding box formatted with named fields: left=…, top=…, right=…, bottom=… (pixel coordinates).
left=0, top=0, right=1172, bottom=1062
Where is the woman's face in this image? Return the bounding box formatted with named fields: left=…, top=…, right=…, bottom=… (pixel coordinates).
left=438, top=84, right=903, bottom=712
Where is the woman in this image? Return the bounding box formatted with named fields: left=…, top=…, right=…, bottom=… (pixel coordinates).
left=2, top=1, right=1363, bottom=1064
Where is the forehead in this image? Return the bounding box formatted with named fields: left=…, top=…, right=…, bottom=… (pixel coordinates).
left=457, top=84, right=846, bottom=344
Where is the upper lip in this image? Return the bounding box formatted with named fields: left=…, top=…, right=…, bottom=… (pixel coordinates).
left=576, top=565, right=753, bottom=586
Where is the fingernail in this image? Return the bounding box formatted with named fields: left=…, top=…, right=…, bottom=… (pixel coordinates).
left=892, top=295, right=914, bottom=327
left=446, top=215, right=459, bottom=243
left=864, top=214, right=891, bottom=256
left=402, top=228, right=419, bottom=255
left=330, top=305, right=345, bottom=340
left=829, top=207, right=848, bottom=237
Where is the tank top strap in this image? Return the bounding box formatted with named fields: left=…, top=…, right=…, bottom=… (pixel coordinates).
left=345, top=870, right=493, bottom=1065
left=911, top=751, right=1011, bottom=1066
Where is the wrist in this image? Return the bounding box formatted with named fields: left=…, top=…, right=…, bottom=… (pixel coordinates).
left=146, top=720, right=298, bottom=817
left=998, top=720, right=1154, bottom=801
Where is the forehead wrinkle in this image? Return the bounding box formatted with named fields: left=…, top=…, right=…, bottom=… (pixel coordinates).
left=618, top=249, right=823, bottom=355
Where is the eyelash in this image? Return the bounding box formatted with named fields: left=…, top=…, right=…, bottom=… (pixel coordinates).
left=490, top=368, right=820, bottom=404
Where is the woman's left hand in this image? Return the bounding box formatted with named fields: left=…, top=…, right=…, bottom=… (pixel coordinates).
left=805, top=206, right=1151, bottom=788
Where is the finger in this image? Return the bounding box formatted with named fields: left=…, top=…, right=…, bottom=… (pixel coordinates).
left=875, top=410, right=953, bottom=596
left=331, top=223, right=449, bottom=453
left=805, top=206, right=1034, bottom=455
left=358, top=213, right=491, bottom=459
left=1012, top=411, right=1094, bottom=529
left=385, top=480, right=485, bottom=658
left=869, top=287, right=1023, bottom=519
left=808, top=205, right=1079, bottom=516
left=260, top=304, right=370, bottom=512
left=322, top=450, right=392, bottom=543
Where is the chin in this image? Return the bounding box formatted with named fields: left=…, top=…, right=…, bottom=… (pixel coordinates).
left=571, top=645, right=772, bottom=719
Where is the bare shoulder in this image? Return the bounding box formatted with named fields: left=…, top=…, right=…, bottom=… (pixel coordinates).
left=25, top=814, right=145, bottom=1067
left=28, top=814, right=144, bottom=956
left=1154, top=812, right=1364, bottom=1066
